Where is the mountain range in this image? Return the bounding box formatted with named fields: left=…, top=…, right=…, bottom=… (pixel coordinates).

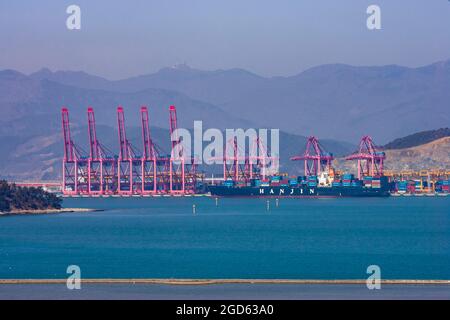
left=1, top=60, right=449, bottom=180
left=26, top=59, right=450, bottom=143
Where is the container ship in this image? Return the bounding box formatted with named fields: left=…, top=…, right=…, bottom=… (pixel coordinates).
left=208, top=173, right=391, bottom=198
left=208, top=135, right=393, bottom=198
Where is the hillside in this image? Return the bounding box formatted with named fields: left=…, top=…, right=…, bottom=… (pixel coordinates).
left=0, top=70, right=253, bottom=130
left=383, top=137, right=450, bottom=171
left=384, top=128, right=450, bottom=150
left=334, top=136, right=450, bottom=174
left=29, top=60, right=450, bottom=143
left=2, top=59, right=450, bottom=180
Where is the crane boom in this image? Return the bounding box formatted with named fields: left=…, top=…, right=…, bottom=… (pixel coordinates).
left=117, top=106, right=129, bottom=161
left=61, top=107, right=75, bottom=162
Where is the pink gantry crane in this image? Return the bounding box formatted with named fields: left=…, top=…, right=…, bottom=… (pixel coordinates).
left=345, top=135, right=385, bottom=179
left=62, top=105, right=199, bottom=195
left=117, top=106, right=142, bottom=194
left=223, top=136, right=247, bottom=183
left=61, top=107, right=89, bottom=194
left=168, top=105, right=186, bottom=193
left=248, top=136, right=278, bottom=181
left=291, top=136, right=334, bottom=176
left=87, top=107, right=116, bottom=194
left=221, top=135, right=276, bottom=183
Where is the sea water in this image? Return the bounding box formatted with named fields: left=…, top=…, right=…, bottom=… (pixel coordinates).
left=0, top=197, right=449, bottom=280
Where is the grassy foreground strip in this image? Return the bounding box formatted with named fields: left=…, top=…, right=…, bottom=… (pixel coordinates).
left=1, top=279, right=449, bottom=285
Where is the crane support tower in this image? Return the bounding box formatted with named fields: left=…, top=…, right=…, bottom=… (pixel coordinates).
left=290, top=136, right=334, bottom=176
left=61, top=107, right=89, bottom=194
left=117, top=106, right=143, bottom=194
left=345, top=135, right=385, bottom=179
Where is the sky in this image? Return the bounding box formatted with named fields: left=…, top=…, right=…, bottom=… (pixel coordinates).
left=1, top=0, right=450, bottom=79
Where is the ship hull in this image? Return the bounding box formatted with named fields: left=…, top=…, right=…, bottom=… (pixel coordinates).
left=208, top=185, right=390, bottom=198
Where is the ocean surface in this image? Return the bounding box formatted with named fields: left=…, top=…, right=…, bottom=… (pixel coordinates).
left=0, top=197, right=449, bottom=280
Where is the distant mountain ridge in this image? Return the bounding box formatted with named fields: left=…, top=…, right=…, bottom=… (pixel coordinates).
left=27, top=59, right=450, bottom=143
left=2, top=59, right=450, bottom=180
left=384, top=128, right=450, bottom=150
left=0, top=69, right=253, bottom=129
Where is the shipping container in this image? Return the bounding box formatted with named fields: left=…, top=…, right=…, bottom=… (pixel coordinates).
left=251, top=179, right=261, bottom=187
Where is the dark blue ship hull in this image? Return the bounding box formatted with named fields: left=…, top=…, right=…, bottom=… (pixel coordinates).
left=208, top=185, right=390, bottom=198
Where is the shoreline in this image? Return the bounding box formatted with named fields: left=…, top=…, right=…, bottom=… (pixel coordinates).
left=0, top=279, right=449, bottom=286
left=0, top=208, right=103, bottom=216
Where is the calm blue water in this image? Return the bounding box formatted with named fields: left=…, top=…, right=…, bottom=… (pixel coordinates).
left=0, top=197, right=449, bottom=280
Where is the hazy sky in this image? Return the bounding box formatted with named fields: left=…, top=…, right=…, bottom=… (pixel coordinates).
left=1, top=0, right=450, bottom=79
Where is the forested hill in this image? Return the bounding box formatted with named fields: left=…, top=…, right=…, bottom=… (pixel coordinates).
left=0, top=180, right=61, bottom=212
